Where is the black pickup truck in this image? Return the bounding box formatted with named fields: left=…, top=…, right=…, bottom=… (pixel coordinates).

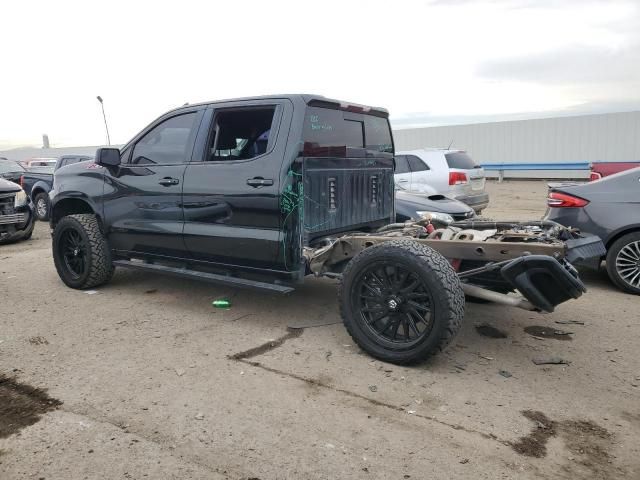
left=50, top=94, right=603, bottom=363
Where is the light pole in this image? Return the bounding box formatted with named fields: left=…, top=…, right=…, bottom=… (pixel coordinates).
left=96, top=96, right=111, bottom=145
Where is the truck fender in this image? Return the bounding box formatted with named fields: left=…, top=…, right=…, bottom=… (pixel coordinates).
left=29, top=180, right=52, bottom=198
left=49, top=192, right=101, bottom=228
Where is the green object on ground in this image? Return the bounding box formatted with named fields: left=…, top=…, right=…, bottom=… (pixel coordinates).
left=212, top=298, right=231, bottom=309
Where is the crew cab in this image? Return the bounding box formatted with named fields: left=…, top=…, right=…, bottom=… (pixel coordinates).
left=50, top=95, right=602, bottom=364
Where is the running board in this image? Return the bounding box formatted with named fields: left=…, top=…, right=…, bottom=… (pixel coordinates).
left=112, top=260, right=295, bottom=294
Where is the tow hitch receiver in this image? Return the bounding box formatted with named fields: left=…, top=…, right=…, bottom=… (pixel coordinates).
left=501, top=255, right=587, bottom=312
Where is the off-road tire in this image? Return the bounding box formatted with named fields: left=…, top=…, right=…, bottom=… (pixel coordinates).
left=34, top=192, right=50, bottom=221
left=339, top=240, right=465, bottom=364
left=605, top=232, right=640, bottom=295
left=52, top=214, right=114, bottom=289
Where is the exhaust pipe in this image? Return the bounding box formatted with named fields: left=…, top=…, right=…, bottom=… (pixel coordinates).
left=462, top=283, right=536, bottom=311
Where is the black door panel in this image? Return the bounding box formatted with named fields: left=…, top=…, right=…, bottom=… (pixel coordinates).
left=182, top=162, right=282, bottom=268
left=103, top=109, right=203, bottom=258
left=182, top=101, right=292, bottom=269
left=104, top=164, right=188, bottom=257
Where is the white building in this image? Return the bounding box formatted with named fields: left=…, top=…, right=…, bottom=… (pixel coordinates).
left=393, top=110, right=640, bottom=178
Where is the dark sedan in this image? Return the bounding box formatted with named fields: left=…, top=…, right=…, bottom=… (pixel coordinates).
left=545, top=167, right=640, bottom=294
left=395, top=190, right=475, bottom=223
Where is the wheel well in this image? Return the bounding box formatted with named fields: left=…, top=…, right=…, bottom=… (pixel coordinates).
left=31, top=187, right=46, bottom=199
left=606, top=227, right=640, bottom=250
left=51, top=199, right=96, bottom=227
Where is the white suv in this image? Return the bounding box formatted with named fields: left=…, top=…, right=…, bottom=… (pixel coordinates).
left=394, top=149, right=489, bottom=213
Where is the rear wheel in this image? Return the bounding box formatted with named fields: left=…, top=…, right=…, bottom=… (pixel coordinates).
left=606, top=232, right=640, bottom=295
left=339, top=240, right=465, bottom=364
left=52, top=214, right=114, bottom=289
left=34, top=192, right=50, bottom=221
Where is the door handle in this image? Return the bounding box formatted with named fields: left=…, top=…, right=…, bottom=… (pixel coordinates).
left=397, top=179, right=409, bottom=183
left=247, top=177, right=274, bottom=187
left=158, top=177, right=180, bottom=186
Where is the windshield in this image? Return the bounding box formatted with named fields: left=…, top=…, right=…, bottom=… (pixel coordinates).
left=0, top=161, right=26, bottom=174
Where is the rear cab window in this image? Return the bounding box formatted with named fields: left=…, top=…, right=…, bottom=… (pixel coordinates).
left=302, top=106, right=393, bottom=158
left=445, top=151, right=477, bottom=170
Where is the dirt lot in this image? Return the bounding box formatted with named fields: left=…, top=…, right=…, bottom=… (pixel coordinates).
left=1, top=180, right=639, bottom=479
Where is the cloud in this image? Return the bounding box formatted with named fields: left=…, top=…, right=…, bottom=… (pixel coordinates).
left=391, top=98, right=640, bottom=129
left=476, top=44, right=640, bottom=85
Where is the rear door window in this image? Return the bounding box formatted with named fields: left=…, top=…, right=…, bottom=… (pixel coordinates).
left=445, top=152, right=476, bottom=169
left=208, top=107, right=277, bottom=161
left=303, top=107, right=393, bottom=157
left=407, top=155, right=429, bottom=172
left=395, top=155, right=410, bottom=174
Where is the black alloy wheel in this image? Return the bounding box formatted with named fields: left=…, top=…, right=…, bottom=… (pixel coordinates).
left=52, top=214, right=114, bottom=289
left=339, top=240, right=465, bottom=364
left=355, top=262, right=435, bottom=347
left=59, top=228, right=88, bottom=279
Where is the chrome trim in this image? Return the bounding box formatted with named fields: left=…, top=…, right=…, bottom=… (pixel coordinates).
left=0, top=213, right=26, bottom=225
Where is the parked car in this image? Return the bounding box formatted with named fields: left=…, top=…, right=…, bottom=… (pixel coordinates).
left=394, top=149, right=489, bottom=213
left=589, top=161, right=640, bottom=181
left=545, top=167, right=640, bottom=294
left=49, top=94, right=600, bottom=364
left=20, top=158, right=58, bottom=168
left=20, top=155, right=93, bottom=221
left=0, top=159, right=27, bottom=184
left=395, top=189, right=475, bottom=223
left=0, top=178, right=35, bottom=245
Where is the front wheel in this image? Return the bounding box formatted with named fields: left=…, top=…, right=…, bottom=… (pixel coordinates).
left=52, top=214, right=114, bottom=289
left=606, top=232, right=640, bottom=295
left=34, top=192, right=50, bottom=221
left=339, top=240, right=465, bottom=364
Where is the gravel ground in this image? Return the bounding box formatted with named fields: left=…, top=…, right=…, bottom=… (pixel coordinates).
left=1, top=180, right=639, bottom=480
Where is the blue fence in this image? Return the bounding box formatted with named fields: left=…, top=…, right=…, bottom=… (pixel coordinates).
left=481, top=162, right=591, bottom=181
left=481, top=162, right=590, bottom=171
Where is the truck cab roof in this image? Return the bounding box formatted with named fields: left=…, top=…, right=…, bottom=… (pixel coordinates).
left=169, top=94, right=389, bottom=117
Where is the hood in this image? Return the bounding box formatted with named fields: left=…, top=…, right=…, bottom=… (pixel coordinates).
left=0, top=177, right=22, bottom=193
left=395, top=190, right=473, bottom=214
left=57, top=160, right=99, bottom=176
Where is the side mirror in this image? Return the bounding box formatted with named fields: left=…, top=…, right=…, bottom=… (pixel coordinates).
left=96, top=147, right=121, bottom=167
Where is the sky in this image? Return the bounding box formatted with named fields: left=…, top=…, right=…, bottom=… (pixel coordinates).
left=1, top=0, right=639, bottom=149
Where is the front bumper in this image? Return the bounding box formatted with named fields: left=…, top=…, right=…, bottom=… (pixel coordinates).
left=0, top=202, right=35, bottom=243
left=454, top=192, right=489, bottom=212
